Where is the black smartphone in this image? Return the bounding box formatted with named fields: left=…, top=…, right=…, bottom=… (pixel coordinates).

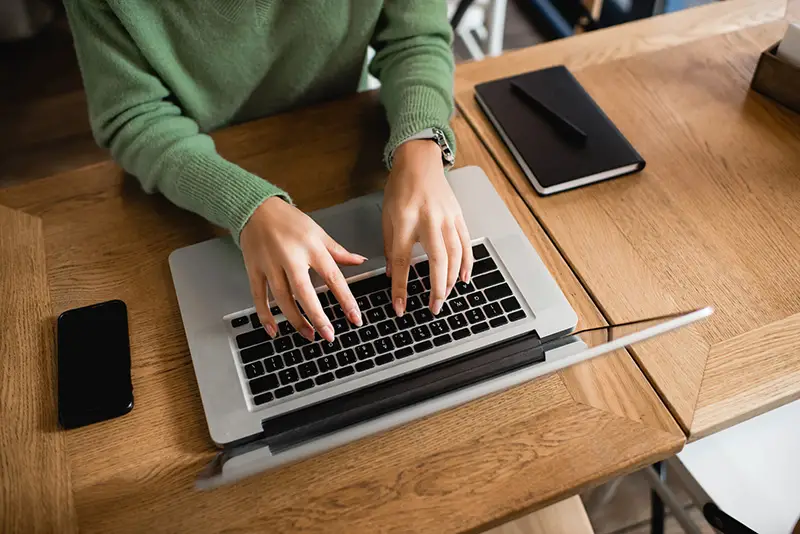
left=56, top=299, right=133, bottom=429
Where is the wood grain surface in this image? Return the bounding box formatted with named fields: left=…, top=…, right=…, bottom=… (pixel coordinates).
left=0, top=92, right=682, bottom=533
left=485, top=496, right=594, bottom=534
left=0, top=206, right=77, bottom=533
left=455, top=21, right=800, bottom=439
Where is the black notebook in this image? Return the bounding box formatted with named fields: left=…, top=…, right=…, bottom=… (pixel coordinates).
left=475, top=65, right=645, bottom=194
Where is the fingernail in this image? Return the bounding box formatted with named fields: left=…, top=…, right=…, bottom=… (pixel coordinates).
left=265, top=324, right=277, bottom=338
left=356, top=255, right=368, bottom=262
left=432, top=299, right=444, bottom=315
left=302, top=326, right=315, bottom=341
left=321, top=324, right=335, bottom=342
left=394, top=298, right=405, bottom=317
left=462, top=270, right=471, bottom=284
left=348, top=309, right=363, bottom=327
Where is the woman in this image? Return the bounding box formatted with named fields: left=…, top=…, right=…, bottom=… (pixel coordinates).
left=65, top=0, right=472, bottom=344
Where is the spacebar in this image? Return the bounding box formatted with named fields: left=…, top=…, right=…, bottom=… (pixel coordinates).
left=260, top=330, right=545, bottom=453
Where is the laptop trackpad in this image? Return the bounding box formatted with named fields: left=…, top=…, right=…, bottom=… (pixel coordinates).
left=312, top=201, right=385, bottom=261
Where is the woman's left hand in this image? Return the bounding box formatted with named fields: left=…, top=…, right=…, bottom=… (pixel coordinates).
left=382, top=139, right=473, bottom=317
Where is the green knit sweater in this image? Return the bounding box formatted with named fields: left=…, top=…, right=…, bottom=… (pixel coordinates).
left=65, top=0, right=456, bottom=238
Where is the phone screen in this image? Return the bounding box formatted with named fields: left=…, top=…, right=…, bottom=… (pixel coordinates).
left=57, top=300, right=133, bottom=429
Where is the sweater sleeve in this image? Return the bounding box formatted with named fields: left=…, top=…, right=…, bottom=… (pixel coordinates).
left=368, top=0, right=457, bottom=168
left=64, top=0, right=289, bottom=241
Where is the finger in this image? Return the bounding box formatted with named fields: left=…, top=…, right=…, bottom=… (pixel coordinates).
left=420, top=223, right=448, bottom=315
left=325, top=234, right=367, bottom=266
left=443, top=223, right=462, bottom=298
left=270, top=268, right=314, bottom=341
left=456, top=216, right=474, bottom=283
left=246, top=266, right=277, bottom=338
left=286, top=263, right=335, bottom=343
left=314, top=249, right=362, bottom=327
left=383, top=214, right=394, bottom=279
left=391, top=225, right=415, bottom=317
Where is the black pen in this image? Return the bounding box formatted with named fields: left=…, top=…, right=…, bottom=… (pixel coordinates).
left=510, top=81, right=588, bottom=146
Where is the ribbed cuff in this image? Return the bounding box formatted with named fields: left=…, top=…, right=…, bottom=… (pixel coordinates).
left=383, top=87, right=456, bottom=169
left=167, top=151, right=291, bottom=244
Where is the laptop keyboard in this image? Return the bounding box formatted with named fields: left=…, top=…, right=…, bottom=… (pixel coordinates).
left=229, top=243, right=528, bottom=407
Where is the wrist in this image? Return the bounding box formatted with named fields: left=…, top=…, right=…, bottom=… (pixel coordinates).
left=392, top=139, right=443, bottom=170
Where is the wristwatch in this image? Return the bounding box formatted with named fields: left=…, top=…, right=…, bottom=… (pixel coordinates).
left=395, top=127, right=455, bottom=170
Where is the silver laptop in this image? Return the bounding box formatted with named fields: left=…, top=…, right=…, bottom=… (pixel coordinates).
left=169, top=166, right=711, bottom=489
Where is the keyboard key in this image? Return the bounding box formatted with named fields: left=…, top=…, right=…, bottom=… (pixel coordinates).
left=485, top=284, right=513, bottom=302
left=366, top=307, right=386, bottom=323
left=414, top=308, right=434, bottom=324
left=249, top=373, right=279, bottom=395
left=253, top=392, right=274, bottom=405
left=350, top=273, right=391, bottom=297
left=322, top=339, right=341, bottom=355
left=450, top=297, right=468, bottom=313
left=274, top=336, right=293, bottom=353
left=326, top=291, right=338, bottom=306
left=356, top=344, right=376, bottom=360
left=412, top=325, right=432, bottom=342
left=447, top=313, right=468, bottom=330
left=332, top=318, right=350, bottom=336
left=395, top=314, right=415, bottom=330
left=407, top=280, right=424, bottom=295
left=302, top=344, right=322, bottom=361
left=509, top=310, right=526, bottom=322
left=490, top=316, right=509, bottom=328
left=318, top=355, right=338, bottom=372
left=335, top=366, right=355, bottom=379
left=434, top=334, right=452, bottom=347
left=278, top=367, right=299, bottom=385
left=359, top=325, right=379, bottom=342
left=283, top=350, right=303, bottom=366
left=295, top=379, right=315, bottom=392
left=244, top=361, right=265, bottom=379
left=278, top=321, right=294, bottom=336
left=414, top=340, right=433, bottom=353
left=455, top=281, right=476, bottom=295
left=473, top=243, right=490, bottom=259
left=395, top=347, right=414, bottom=359
left=293, top=333, right=310, bottom=347
left=250, top=313, right=261, bottom=329
left=414, top=260, right=430, bottom=277
left=325, top=307, right=336, bottom=321
left=231, top=316, right=249, bottom=328
left=275, top=386, right=294, bottom=399
left=356, top=296, right=371, bottom=311
left=422, top=291, right=431, bottom=305
left=406, top=296, right=423, bottom=312
left=438, top=302, right=452, bottom=317
left=471, top=322, right=490, bottom=334
left=298, top=361, right=318, bottom=379
left=370, top=291, right=390, bottom=307
left=264, top=355, right=284, bottom=373
left=472, top=257, right=497, bottom=276
left=315, top=372, right=335, bottom=386
left=236, top=328, right=268, bottom=349
left=375, top=354, right=394, bottom=366
left=483, top=302, right=503, bottom=319
left=501, top=296, right=521, bottom=312
left=474, top=271, right=504, bottom=290
left=317, top=292, right=329, bottom=308
left=355, top=360, right=375, bottom=372
left=383, top=303, right=396, bottom=318
left=270, top=305, right=281, bottom=316
left=430, top=319, right=449, bottom=336
left=336, top=349, right=357, bottom=366
left=333, top=304, right=345, bottom=318
left=239, top=342, right=274, bottom=364
left=467, top=292, right=487, bottom=307
left=453, top=328, right=471, bottom=340
left=341, top=331, right=360, bottom=348
left=466, top=308, right=486, bottom=324
left=392, top=331, right=414, bottom=348
left=374, top=338, right=394, bottom=354
left=422, top=277, right=431, bottom=290
left=377, top=320, right=397, bottom=336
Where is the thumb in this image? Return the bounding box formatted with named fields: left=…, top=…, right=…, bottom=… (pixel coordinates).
left=326, top=235, right=367, bottom=266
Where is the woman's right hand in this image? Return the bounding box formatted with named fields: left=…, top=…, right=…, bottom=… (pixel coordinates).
left=240, top=197, right=366, bottom=343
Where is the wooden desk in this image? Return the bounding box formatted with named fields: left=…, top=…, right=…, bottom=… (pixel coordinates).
left=0, top=91, right=682, bottom=533
left=456, top=19, right=800, bottom=442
